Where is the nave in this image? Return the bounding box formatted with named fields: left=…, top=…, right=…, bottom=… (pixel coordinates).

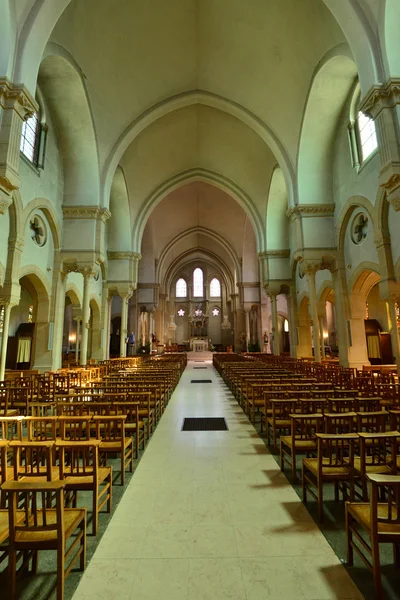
left=72, top=357, right=362, bottom=600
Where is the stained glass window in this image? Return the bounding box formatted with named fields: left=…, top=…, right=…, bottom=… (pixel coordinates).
left=176, top=278, right=187, bottom=298
left=193, top=268, right=203, bottom=297
left=210, top=278, right=221, bottom=297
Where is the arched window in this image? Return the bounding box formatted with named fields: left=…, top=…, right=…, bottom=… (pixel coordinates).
left=176, top=278, right=187, bottom=298
left=193, top=268, right=203, bottom=297
left=210, top=278, right=221, bottom=297
left=20, top=96, right=48, bottom=169
left=20, top=113, right=39, bottom=163
left=348, top=83, right=378, bottom=169
left=357, top=110, right=378, bottom=163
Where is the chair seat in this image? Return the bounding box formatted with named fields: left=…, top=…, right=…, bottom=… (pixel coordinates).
left=267, top=418, right=291, bottom=428
left=14, top=508, right=85, bottom=543
left=281, top=436, right=316, bottom=451
left=0, top=509, right=25, bottom=544
left=303, top=458, right=353, bottom=478
left=353, top=457, right=393, bottom=475
left=63, top=466, right=111, bottom=487
left=124, top=421, right=145, bottom=431
left=99, top=437, right=133, bottom=452
left=347, top=502, right=400, bottom=535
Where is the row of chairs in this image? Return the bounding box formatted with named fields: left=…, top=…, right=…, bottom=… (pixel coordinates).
left=215, top=354, right=400, bottom=599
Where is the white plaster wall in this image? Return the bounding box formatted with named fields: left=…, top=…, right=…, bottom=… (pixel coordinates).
left=302, top=217, right=335, bottom=248
left=19, top=95, right=64, bottom=217
left=0, top=211, right=10, bottom=284
left=66, top=272, right=84, bottom=302
left=388, top=204, right=400, bottom=271
left=343, top=208, right=379, bottom=285
left=20, top=209, right=54, bottom=288
left=316, top=269, right=332, bottom=293
left=332, top=99, right=380, bottom=217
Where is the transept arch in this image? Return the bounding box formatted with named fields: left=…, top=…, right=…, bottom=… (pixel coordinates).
left=37, top=46, right=100, bottom=207
left=108, top=167, right=132, bottom=252
left=133, top=168, right=265, bottom=254
left=297, top=46, right=358, bottom=207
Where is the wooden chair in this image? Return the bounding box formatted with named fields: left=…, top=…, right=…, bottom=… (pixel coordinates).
left=280, top=413, right=323, bottom=481
left=26, top=416, right=59, bottom=441
left=2, top=480, right=86, bottom=600
left=57, top=439, right=112, bottom=535
left=0, top=416, right=24, bottom=441
left=326, top=397, right=355, bottom=413
left=324, top=412, right=357, bottom=434
left=0, top=440, right=9, bottom=507
left=346, top=473, right=400, bottom=599
left=353, top=432, right=399, bottom=501
left=267, top=399, right=299, bottom=451
left=93, top=415, right=133, bottom=485
left=112, top=402, right=146, bottom=458
left=59, top=416, right=93, bottom=441
left=127, top=391, right=154, bottom=440
left=9, top=440, right=59, bottom=483
left=302, top=433, right=358, bottom=521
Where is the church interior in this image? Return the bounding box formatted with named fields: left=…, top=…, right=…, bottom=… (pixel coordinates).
left=0, top=1, right=400, bottom=599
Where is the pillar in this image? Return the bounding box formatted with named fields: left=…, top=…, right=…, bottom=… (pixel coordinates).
left=269, top=292, right=280, bottom=355
left=75, top=317, right=82, bottom=364
left=80, top=272, right=92, bottom=366
left=104, top=295, right=112, bottom=360
left=286, top=287, right=298, bottom=358
left=0, top=302, right=12, bottom=380
left=244, top=310, right=250, bottom=349
left=319, top=315, right=326, bottom=360
left=51, top=270, right=67, bottom=371
left=331, top=264, right=350, bottom=367
left=304, top=266, right=321, bottom=363
left=120, top=294, right=129, bottom=357
left=387, top=299, right=400, bottom=370
left=0, top=79, right=38, bottom=214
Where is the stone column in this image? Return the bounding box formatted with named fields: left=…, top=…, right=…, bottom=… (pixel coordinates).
left=0, top=79, right=38, bottom=214
left=244, top=310, right=250, bottom=349
left=51, top=269, right=67, bottom=371
left=330, top=263, right=350, bottom=367
left=80, top=270, right=93, bottom=366
left=387, top=298, right=400, bottom=369
left=0, top=301, right=12, bottom=380
left=74, top=317, right=82, bottom=364
left=304, top=265, right=321, bottom=362
left=360, top=79, right=400, bottom=208
left=286, top=286, right=298, bottom=358
left=319, top=315, right=326, bottom=360
left=269, top=292, right=280, bottom=355
left=120, top=294, right=130, bottom=358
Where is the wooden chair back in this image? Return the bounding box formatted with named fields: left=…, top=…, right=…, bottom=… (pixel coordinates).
left=10, top=440, right=55, bottom=481
left=0, top=416, right=24, bottom=441
left=315, top=433, right=358, bottom=471
left=58, top=440, right=100, bottom=480
left=59, top=416, right=93, bottom=440
left=93, top=415, right=127, bottom=442
left=290, top=413, right=324, bottom=441
left=356, top=411, right=388, bottom=434
left=326, top=397, right=355, bottom=413
left=324, top=412, right=357, bottom=434
left=368, top=474, right=400, bottom=530
left=26, top=416, right=59, bottom=441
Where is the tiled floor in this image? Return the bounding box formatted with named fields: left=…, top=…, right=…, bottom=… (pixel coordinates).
left=72, top=356, right=364, bottom=600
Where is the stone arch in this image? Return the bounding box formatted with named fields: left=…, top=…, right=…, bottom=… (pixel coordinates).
left=14, top=1, right=382, bottom=103
left=156, top=226, right=241, bottom=285
left=381, top=0, right=400, bottom=75
left=88, top=296, right=102, bottom=360
left=297, top=46, right=358, bottom=206
left=349, top=262, right=381, bottom=297
left=102, top=90, right=296, bottom=211
left=108, top=166, right=132, bottom=252
left=266, top=166, right=289, bottom=250
left=37, top=46, right=100, bottom=207
left=133, top=168, right=264, bottom=254
left=317, top=281, right=335, bottom=312
left=18, top=265, right=51, bottom=302
left=65, top=283, right=82, bottom=308
left=22, top=197, right=62, bottom=250
left=336, top=195, right=378, bottom=250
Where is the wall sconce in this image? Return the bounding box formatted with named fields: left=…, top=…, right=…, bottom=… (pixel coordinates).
left=323, top=332, right=329, bottom=339
left=69, top=334, right=76, bottom=344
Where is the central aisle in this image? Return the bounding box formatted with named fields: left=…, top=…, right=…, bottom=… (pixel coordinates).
left=73, top=358, right=363, bottom=600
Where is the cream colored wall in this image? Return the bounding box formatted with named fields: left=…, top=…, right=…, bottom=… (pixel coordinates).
left=18, top=94, right=64, bottom=216
left=343, top=207, right=379, bottom=285
left=0, top=211, right=10, bottom=285
left=20, top=209, right=54, bottom=288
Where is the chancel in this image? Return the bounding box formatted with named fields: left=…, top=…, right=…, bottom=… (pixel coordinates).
left=0, top=1, right=400, bottom=599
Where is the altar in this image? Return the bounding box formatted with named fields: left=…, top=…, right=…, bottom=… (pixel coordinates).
left=190, top=339, right=209, bottom=352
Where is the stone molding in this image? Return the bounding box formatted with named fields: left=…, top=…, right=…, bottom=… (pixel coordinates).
left=286, top=204, right=335, bottom=222
left=236, top=282, right=260, bottom=288
left=107, top=251, right=142, bottom=261
left=384, top=174, right=400, bottom=204
left=0, top=78, right=38, bottom=120
left=0, top=198, right=12, bottom=215
left=63, top=206, right=111, bottom=223
left=360, top=79, right=400, bottom=118
left=137, top=282, right=158, bottom=289
left=265, top=250, right=290, bottom=258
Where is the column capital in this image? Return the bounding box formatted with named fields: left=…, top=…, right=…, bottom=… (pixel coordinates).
left=63, top=205, right=111, bottom=223
left=301, top=260, right=323, bottom=275
left=0, top=78, right=38, bottom=120
left=360, top=78, right=400, bottom=119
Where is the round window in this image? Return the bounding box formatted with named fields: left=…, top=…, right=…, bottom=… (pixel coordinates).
left=29, top=214, right=47, bottom=247
left=351, top=212, right=369, bottom=245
